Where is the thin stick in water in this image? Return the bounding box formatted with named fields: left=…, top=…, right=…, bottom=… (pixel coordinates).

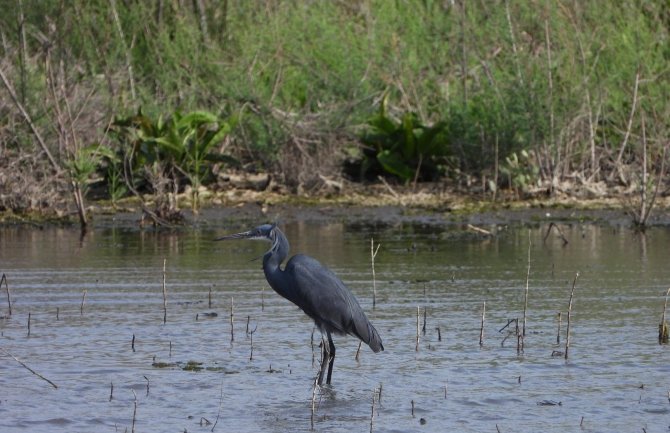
left=659, top=288, right=670, bottom=344
left=109, top=381, right=114, bottom=401
left=1, top=273, right=11, bottom=316
left=208, top=285, right=213, bottom=308
left=27, top=312, right=31, bottom=337
left=131, top=334, right=135, bottom=352
left=369, top=387, right=376, bottom=433
left=131, top=389, right=137, bottom=433
left=556, top=312, right=562, bottom=345
left=371, top=238, right=380, bottom=308
left=479, top=301, right=486, bottom=346
left=355, top=341, right=362, bottom=361
left=230, top=297, right=234, bottom=342
left=422, top=307, right=427, bottom=335
left=162, top=258, right=167, bottom=324
left=564, top=272, right=579, bottom=360
left=211, top=379, right=224, bottom=432
left=0, top=346, right=57, bottom=388
left=143, top=375, right=150, bottom=396
left=80, top=290, right=87, bottom=316
left=415, top=306, right=420, bottom=351
left=523, top=232, right=530, bottom=336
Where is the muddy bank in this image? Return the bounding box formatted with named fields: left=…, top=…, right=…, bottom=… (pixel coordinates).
left=83, top=187, right=670, bottom=230
left=3, top=181, right=669, bottom=230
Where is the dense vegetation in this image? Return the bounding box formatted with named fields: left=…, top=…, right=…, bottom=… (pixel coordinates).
left=0, top=0, right=668, bottom=226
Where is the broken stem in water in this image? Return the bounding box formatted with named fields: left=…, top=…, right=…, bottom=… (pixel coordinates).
left=523, top=232, right=530, bottom=336
left=479, top=301, right=486, bottom=346
left=371, top=238, right=380, bottom=308
left=659, top=288, right=670, bottom=344
left=1, top=273, right=11, bottom=316
left=162, top=258, right=167, bottom=324
left=0, top=346, right=57, bottom=388
left=564, top=272, right=579, bottom=360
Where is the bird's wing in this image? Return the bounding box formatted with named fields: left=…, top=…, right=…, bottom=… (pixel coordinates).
left=285, top=254, right=384, bottom=352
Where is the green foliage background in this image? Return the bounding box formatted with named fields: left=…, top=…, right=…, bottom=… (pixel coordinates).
left=1, top=0, right=668, bottom=195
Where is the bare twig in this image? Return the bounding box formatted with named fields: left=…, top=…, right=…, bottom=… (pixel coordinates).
left=230, top=297, right=234, bottom=342
left=80, top=289, right=87, bottom=316
left=543, top=222, right=569, bottom=246
left=614, top=68, right=640, bottom=183
left=415, top=306, right=420, bottom=351
left=162, top=259, right=167, bottom=324
left=371, top=238, right=380, bottom=308
left=131, top=389, right=137, bottom=433
left=0, top=346, right=58, bottom=388
left=565, top=272, right=579, bottom=360
left=659, top=288, right=670, bottom=344
left=479, top=301, right=486, bottom=346
left=0, top=65, right=60, bottom=171
left=1, top=273, right=11, bottom=316
left=523, top=233, right=531, bottom=336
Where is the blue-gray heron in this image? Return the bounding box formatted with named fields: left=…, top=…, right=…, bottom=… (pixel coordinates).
left=216, top=224, right=383, bottom=385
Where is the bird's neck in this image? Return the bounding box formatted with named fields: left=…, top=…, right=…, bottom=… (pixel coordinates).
left=262, top=230, right=292, bottom=299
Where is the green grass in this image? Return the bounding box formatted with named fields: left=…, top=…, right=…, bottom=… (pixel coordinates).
left=0, top=0, right=668, bottom=208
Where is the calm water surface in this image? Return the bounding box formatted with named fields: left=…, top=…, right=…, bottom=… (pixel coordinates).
left=1, top=219, right=669, bottom=432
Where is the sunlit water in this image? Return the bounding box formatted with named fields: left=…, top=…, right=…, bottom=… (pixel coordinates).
left=1, top=217, right=670, bottom=432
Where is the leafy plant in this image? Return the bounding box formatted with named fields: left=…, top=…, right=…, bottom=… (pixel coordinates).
left=360, top=96, right=447, bottom=182
left=111, top=109, right=237, bottom=214
left=499, top=150, right=540, bottom=193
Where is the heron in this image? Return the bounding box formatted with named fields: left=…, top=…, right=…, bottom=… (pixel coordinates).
left=216, top=223, right=383, bottom=386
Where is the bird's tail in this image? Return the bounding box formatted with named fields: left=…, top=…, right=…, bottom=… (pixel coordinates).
left=353, top=317, right=384, bottom=353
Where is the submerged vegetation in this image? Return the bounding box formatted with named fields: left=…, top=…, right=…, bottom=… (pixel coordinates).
left=0, top=1, right=668, bottom=226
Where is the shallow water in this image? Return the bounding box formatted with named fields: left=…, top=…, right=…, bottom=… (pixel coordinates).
left=1, top=219, right=669, bottom=432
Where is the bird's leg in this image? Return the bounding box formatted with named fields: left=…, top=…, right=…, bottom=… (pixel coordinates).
left=326, top=332, right=336, bottom=385
left=317, top=335, right=330, bottom=386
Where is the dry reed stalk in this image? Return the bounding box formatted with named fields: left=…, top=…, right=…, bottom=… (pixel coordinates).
left=131, top=389, right=137, bottom=433
left=230, top=297, right=234, bottom=342
left=27, top=312, right=31, bottom=337
left=109, top=381, right=114, bottom=401
left=371, top=238, right=380, bottom=308
left=310, top=373, right=319, bottom=430
left=556, top=312, right=562, bottom=344
left=523, top=233, right=530, bottom=336
left=422, top=307, right=427, bottom=335
left=143, top=375, right=150, bottom=396
left=659, top=288, right=670, bottom=344
left=131, top=334, right=135, bottom=352
left=80, top=289, right=87, bottom=316
left=479, top=301, right=486, bottom=346
left=436, top=326, right=442, bottom=342
left=249, top=324, right=258, bottom=361
left=211, top=379, right=224, bottom=432
left=564, top=272, right=579, bottom=360
left=1, top=273, right=11, bottom=316
left=369, top=387, right=376, bottom=433
left=415, top=306, right=420, bottom=351
left=543, top=222, right=568, bottom=246
left=411, top=400, right=415, bottom=417
left=0, top=346, right=57, bottom=388
left=162, top=259, right=167, bottom=324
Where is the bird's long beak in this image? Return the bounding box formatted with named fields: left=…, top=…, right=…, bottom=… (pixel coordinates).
left=214, top=230, right=254, bottom=241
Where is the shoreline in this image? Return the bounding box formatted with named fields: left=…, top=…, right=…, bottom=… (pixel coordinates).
left=3, top=184, right=668, bottom=230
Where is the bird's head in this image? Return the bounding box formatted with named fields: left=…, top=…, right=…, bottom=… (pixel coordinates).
left=215, top=223, right=279, bottom=245
left=216, top=223, right=286, bottom=262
